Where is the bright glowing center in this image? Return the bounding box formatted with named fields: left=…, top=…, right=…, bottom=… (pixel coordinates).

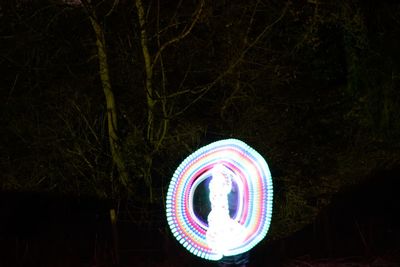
left=206, top=165, right=246, bottom=255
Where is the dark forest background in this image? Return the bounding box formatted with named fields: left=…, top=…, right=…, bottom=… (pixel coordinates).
left=1, top=0, right=400, bottom=266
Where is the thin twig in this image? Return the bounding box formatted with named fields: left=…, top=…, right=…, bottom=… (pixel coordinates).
left=151, top=0, right=205, bottom=70
left=171, top=2, right=290, bottom=118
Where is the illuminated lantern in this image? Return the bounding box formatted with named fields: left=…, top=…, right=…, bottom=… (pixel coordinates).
left=165, top=139, right=273, bottom=261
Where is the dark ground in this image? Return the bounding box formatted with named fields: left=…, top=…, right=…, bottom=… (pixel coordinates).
left=1, top=169, right=399, bottom=267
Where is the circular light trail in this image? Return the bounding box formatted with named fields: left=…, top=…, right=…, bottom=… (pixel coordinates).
left=165, top=139, right=273, bottom=261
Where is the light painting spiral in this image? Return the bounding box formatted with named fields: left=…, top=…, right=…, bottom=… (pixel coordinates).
left=165, top=139, right=273, bottom=261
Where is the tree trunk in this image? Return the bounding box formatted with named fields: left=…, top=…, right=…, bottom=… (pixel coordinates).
left=89, top=14, right=130, bottom=190
left=135, top=0, right=155, bottom=145
left=134, top=0, right=156, bottom=201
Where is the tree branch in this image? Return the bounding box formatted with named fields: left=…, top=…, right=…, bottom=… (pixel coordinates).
left=151, top=0, right=205, bottom=70
left=171, top=1, right=290, bottom=118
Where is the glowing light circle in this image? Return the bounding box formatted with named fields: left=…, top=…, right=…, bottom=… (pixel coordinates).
left=166, top=139, right=273, bottom=261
